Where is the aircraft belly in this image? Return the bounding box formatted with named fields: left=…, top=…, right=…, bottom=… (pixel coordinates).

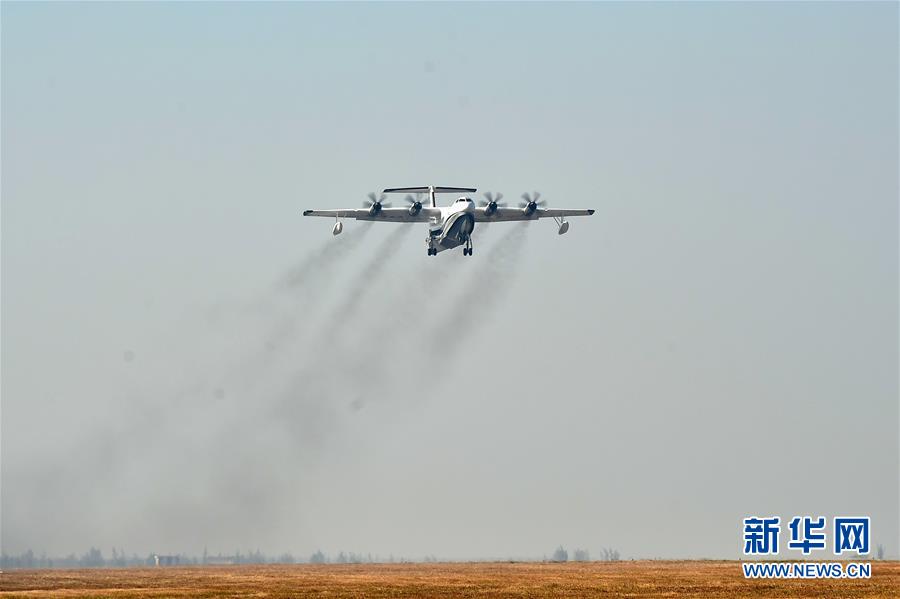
left=436, top=213, right=474, bottom=251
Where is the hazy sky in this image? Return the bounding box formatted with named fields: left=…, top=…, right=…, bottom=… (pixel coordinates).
left=2, top=2, right=897, bottom=560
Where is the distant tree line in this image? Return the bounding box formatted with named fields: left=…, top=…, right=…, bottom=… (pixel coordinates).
left=549, top=546, right=620, bottom=563
left=5, top=543, right=892, bottom=569
left=0, top=548, right=294, bottom=569
left=4, top=545, right=633, bottom=570
left=309, top=551, right=416, bottom=564
left=1, top=548, right=415, bottom=569
left=1, top=548, right=156, bottom=569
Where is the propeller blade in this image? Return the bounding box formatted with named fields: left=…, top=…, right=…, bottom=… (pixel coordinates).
left=533, top=191, right=541, bottom=202
left=364, top=191, right=388, bottom=210
left=495, top=192, right=504, bottom=202
left=521, top=192, right=532, bottom=203
left=405, top=194, right=415, bottom=204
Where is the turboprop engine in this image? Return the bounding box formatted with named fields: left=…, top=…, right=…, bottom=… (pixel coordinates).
left=519, top=191, right=547, bottom=216
left=479, top=191, right=506, bottom=215
left=363, top=192, right=390, bottom=216
left=405, top=194, right=423, bottom=216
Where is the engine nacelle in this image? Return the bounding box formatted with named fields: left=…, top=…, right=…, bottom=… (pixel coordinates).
left=557, top=221, right=570, bottom=235
left=332, top=221, right=343, bottom=236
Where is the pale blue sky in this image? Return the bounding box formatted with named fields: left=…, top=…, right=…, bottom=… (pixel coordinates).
left=2, top=2, right=897, bottom=559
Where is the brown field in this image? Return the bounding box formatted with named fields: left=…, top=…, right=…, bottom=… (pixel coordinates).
left=1, top=561, right=898, bottom=598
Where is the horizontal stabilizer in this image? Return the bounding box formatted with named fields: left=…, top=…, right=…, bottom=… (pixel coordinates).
left=384, top=186, right=477, bottom=194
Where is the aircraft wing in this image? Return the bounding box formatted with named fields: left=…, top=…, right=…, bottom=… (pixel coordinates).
left=303, top=207, right=441, bottom=222
left=474, top=207, right=594, bottom=222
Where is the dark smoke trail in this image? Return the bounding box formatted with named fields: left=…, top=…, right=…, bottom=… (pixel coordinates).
left=259, top=221, right=375, bottom=355
left=262, top=225, right=416, bottom=430
left=338, top=223, right=530, bottom=406
left=11, top=221, right=391, bottom=555
left=261, top=224, right=417, bottom=422
left=279, top=221, right=374, bottom=293
left=241, top=227, right=418, bottom=458
left=339, top=224, right=486, bottom=391
left=316, top=224, right=413, bottom=345
left=427, top=223, right=529, bottom=362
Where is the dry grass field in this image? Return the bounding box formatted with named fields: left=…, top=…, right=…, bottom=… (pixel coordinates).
left=1, top=561, right=898, bottom=598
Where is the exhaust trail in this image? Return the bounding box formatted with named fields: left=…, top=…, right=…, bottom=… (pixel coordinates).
left=237, top=225, right=413, bottom=445
left=243, top=224, right=521, bottom=465
left=10, top=222, right=389, bottom=555
left=217, top=226, right=526, bottom=533
left=427, top=223, right=529, bottom=364
left=256, top=225, right=417, bottom=430
left=340, top=225, right=484, bottom=391
left=316, top=224, right=413, bottom=346
left=279, top=221, right=374, bottom=295
left=224, top=220, right=374, bottom=358
left=338, top=223, right=530, bottom=406
left=259, top=221, right=375, bottom=357
left=233, top=219, right=377, bottom=381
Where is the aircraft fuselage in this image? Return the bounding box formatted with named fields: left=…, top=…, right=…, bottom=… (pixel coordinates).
left=428, top=198, right=476, bottom=254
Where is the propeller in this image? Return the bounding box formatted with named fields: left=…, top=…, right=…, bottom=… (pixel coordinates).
left=364, top=192, right=391, bottom=215
left=405, top=193, right=424, bottom=216
left=519, top=191, right=547, bottom=214
left=479, top=191, right=506, bottom=215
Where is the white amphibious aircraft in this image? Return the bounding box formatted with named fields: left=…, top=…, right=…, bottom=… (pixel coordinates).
left=303, top=185, right=594, bottom=256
